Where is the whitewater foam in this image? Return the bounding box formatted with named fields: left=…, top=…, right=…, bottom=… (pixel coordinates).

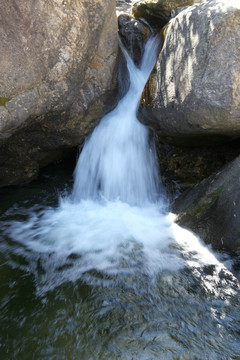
left=2, top=35, right=235, bottom=293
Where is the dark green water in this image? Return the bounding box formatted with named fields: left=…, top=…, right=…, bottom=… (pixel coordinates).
left=0, top=162, right=240, bottom=360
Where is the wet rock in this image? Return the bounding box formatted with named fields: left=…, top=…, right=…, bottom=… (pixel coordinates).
left=174, top=155, right=240, bottom=254
left=157, top=139, right=240, bottom=200
left=0, top=0, right=118, bottom=187
left=132, top=0, right=197, bottom=28
left=118, top=14, right=151, bottom=66
left=139, top=0, right=240, bottom=146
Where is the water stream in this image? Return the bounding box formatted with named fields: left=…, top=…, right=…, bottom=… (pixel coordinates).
left=116, top=0, right=133, bottom=14
left=0, top=36, right=240, bottom=359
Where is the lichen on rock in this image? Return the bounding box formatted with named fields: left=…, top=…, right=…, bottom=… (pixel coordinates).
left=0, top=97, right=11, bottom=107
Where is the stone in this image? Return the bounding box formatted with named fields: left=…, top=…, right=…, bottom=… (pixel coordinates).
left=132, top=0, right=197, bottom=28
left=139, top=0, right=240, bottom=145
left=174, top=154, right=240, bottom=254
left=156, top=139, right=240, bottom=199
left=118, top=14, right=151, bottom=66
left=0, top=0, right=118, bottom=186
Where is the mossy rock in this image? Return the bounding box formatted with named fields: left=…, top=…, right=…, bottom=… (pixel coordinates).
left=0, top=97, right=11, bottom=107
left=132, top=0, right=194, bottom=28
left=192, top=185, right=224, bottom=219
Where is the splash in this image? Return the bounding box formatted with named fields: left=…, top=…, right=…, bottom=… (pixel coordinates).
left=2, top=36, right=235, bottom=292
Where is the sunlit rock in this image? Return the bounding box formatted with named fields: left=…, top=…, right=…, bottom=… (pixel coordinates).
left=139, top=0, right=240, bottom=145
left=0, top=0, right=118, bottom=186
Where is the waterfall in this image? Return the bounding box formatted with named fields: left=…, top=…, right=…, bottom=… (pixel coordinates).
left=72, top=36, right=162, bottom=206
left=2, top=28, right=239, bottom=359
left=3, top=34, right=226, bottom=292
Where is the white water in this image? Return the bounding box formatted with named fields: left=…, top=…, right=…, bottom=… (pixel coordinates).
left=4, top=36, right=234, bottom=291
left=72, top=36, right=161, bottom=206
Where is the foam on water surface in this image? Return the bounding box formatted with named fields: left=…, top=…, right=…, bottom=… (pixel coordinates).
left=2, top=35, right=238, bottom=294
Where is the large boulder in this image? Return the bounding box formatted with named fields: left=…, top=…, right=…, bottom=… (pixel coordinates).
left=139, top=0, right=240, bottom=145
left=174, top=155, right=240, bottom=254
left=132, top=0, right=197, bottom=28
left=0, top=0, right=118, bottom=187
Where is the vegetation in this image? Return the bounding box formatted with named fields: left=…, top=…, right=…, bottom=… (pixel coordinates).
left=0, top=97, right=11, bottom=107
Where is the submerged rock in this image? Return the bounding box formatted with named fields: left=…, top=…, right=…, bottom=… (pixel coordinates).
left=139, top=0, right=240, bottom=146
left=0, top=0, right=118, bottom=187
left=174, top=155, right=240, bottom=254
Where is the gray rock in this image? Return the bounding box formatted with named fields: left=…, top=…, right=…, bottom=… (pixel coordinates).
left=118, top=14, right=151, bottom=66
left=139, top=0, right=240, bottom=145
left=0, top=0, right=118, bottom=186
left=174, top=155, right=240, bottom=254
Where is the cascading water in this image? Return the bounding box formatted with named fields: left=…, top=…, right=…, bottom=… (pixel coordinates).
left=1, top=34, right=240, bottom=360
left=72, top=36, right=161, bottom=206
left=1, top=35, right=235, bottom=283
left=4, top=35, right=184, bottom=284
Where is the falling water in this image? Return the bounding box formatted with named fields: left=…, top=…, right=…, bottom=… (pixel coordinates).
left=0, top=34, right=234, bottom=296
left=2, top=35, right=235, bottom=287
left=72, top=36, right=161, bottom=206
left=4, top=35, right=185, bottom=285
left=1, top=34, right=240, bottom=360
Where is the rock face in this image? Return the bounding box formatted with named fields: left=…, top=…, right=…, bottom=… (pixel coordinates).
left=132, top=0, right=197, bottom=28
left=174, top=155, right=240, bottom=254
left=157, top=139, right=240, bottom=199
left=139, top=0, right=240, bottom=145
left=118, top=14, right=151, bottom=66
left=0, top=0, right=118, bottom=186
